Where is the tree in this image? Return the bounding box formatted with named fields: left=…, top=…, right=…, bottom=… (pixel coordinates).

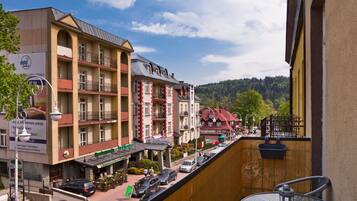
left=0, top=5, right=35, bottom=120
left=277, top=99, right=290, bottom=116
left=232, top=90, right=274, bottom=127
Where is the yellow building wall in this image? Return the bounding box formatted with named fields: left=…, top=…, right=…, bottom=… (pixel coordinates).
left=292, top=28, right=306, bottom=136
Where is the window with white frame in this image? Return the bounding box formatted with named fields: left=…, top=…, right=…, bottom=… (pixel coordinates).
left=144, top=103, right=150, bottom=116
left=79, top=128, right=87, bottom=146
left=99, top=74, right=104, bottom=91
left=167, top=87, right=171, bottom=97
left=0, top=129, right=6, bottom=147
left=191, top=104, right=194, bottom=114
left=144, top=82, right=150, bottom=94
left=99, top=126, right=105, bottom=142
left=167, top=122, right=172, bottom=133
left=79, top=71, right=87, bottom=90
left=145, top=125, right=150, bottom=137
left=99, top=48, right=104, bottom=65
left=167, top=103, right=172, bottom=115
left=78, top=43, right=86, bottom=61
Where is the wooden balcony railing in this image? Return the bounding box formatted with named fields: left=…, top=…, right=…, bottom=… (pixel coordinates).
left=121, top=137, right=130, bottom=145
left=79, top=139, right=118, bottom=156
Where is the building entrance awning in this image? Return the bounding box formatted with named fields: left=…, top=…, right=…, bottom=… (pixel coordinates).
left=75, top=143, right=145, bottom=168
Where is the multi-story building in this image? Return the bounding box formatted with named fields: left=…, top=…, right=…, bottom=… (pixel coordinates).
left=285, top=0, right=357, bottom=199
left=173, top=81, right=200, bottom=144
left=0, top=7, right=134, bottom=184
left=131, top=55, right=178, bottom=144
left=199, top=108, right=239, bottom=142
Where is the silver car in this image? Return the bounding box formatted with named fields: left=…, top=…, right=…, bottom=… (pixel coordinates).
left=179, top=159, right=197, bottom=173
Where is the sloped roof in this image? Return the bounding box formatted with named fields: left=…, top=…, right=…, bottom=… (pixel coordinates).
left=200, top=108, right=239, bottom=122
left=131, top=54, right=179, bottom=84
left=50, top=8, right=128, bottom=47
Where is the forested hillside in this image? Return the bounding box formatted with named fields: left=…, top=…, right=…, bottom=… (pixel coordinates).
left=196, top=76, right=289, bottom=110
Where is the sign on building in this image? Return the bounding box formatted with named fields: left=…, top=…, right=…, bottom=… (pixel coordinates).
left=9, top=119, right=47, bottom=153
left=7, top=52, right=46, bottom=77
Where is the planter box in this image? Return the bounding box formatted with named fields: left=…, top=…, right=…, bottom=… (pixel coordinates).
left=258, top=143, right=287, bottom=160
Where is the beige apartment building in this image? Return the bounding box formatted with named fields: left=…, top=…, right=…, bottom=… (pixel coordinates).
left=0, top=7, right=133, bottom=184
left=173, top=82, right=200, bottom=145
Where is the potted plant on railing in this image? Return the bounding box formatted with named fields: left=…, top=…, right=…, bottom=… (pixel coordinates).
left=258, top=137, right=287, bottom=159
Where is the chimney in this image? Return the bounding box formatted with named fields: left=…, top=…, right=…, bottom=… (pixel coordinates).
left=171, top=73, right=175, bottom=78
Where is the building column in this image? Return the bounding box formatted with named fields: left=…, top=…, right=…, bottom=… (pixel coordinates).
left=85, top=167, right=94, bottom=181
left=164, top=149, right=172, bottom=168
left=107, top=165, right=114, bottom=175
left=136, top=152, right=143, bottom=162
left=158, top=151, right=164, bottom=170
left=124, top=159, right=129, bottom=170
left=148, top=150, right=154, bottom=161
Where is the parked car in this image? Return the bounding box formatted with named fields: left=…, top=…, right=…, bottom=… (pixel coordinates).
left=132, top=176, right=160, bottom=198
left=59, top=179, right=96, bottom=197
left=140, top=187, right=166, bottom=201
left=158, top=169, right=177, bottom=185
left=179, top=159, right=196, bottom=173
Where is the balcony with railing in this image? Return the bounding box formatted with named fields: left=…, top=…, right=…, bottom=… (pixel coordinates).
left=150, top=136, right=312, bottom=201
left=121, top=112, right=129, bottom=121
left=121, top=64, right=128, bottom=73
left=79, top=139, right=118, bottom=156
left=261, top=115, right=304, bottom=138
left=121, top=87, right=129, bottom=96
left=100, top=83, right=117, bottom=95
left=78, top=51, right=117, bottom=70
left=180, top=125, right=189, bottom=131
left=58, top=77, right=73, bottom=92
left=180, top=111, right=189, bottom=117
left=57, top=30, right=72, bottom=60
left=79, top=111, right=117, bottom=124
left=59, top=114, right=73, bottom=127
left=153, top=112, right=166, bottom=121
left=78, top=81, right=99, bottom=93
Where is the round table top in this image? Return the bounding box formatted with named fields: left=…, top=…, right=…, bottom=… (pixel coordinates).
left=241, top=192, right=323, bottom=201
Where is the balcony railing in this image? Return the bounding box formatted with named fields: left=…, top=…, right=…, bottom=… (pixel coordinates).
left=121, top=87, right=129, bottom=96
left=100, top=83, right=117, bottom=93
left=59, top=114, right=73, bottom=126
left=153, top=112, right=166, bottom=120
left=78, top=81, right=99, bottom=92
left=100, top=111, right=118, bottom=120
left=180, top=111, right=189, bottom=117
left=57, top=45, right=73, bottom=58
left=153, top=94, right=166, bottom=100
left=121, top=64, right=128, bottom=73
left=180, top=125, right=189, bottom=130
left=58, top=79, right=73, bottom=91
left=79, top=139, right=118, bottom=156
left=261, top=115, right=305, bottom=137
left=78, top=51, right=116, bottom=68
left=121, top=112, right=129, bottom=121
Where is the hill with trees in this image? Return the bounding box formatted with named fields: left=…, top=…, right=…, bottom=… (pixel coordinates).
left=196, top=76, right=289, bottom=110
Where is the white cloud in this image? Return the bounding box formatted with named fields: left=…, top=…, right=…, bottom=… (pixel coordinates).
left=134, top=45, right=157, bottom=53
left=131, top=0, right=289, bottom=82
left=88, top=0, right=136, bottom=10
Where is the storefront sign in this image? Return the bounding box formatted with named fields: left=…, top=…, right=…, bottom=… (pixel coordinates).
left=9, top=119, right=47, bottom=153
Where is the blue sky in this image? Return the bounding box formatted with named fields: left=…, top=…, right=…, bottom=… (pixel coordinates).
left=2, top=0, right=289, bottom=85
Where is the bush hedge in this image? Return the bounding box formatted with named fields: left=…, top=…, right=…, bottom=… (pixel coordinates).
left=127, top=167, right=144, bottom=175
left=128, top=159, right=160, bottom=173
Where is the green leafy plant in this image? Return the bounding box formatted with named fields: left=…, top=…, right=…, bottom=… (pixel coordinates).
left=0, top=4, right=36, bottom=120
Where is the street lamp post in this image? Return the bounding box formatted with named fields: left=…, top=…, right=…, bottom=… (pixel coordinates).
left=13, top=75, right=62, bottom=201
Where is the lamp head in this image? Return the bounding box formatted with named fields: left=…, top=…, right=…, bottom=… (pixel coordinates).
left=19, top=128, right=31, bottom=142
left=50, top=106, right=62, bottom=121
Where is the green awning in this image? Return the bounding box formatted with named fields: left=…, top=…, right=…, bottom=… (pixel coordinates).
left=96, top=157, right=127, bottom=169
